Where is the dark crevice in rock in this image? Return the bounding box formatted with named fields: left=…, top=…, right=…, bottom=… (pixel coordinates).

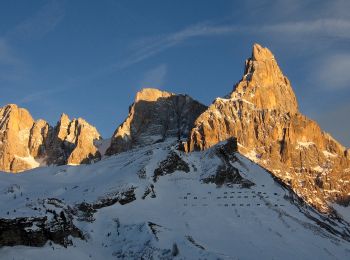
left=185, top=235, right=205, bottom=250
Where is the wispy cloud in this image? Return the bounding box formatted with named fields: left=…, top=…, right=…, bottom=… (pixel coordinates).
left=314, top=102, right=350, bottom=147
left=0, top=0, right=65, bottom=95
left=260, top=19, right=350, bottom=40
left=7, top=0, right=65, bottom=41
left=115, top=17, right=350, bottom=70
left=0, top=38, right=28, bottom=81
left=115, top=22, right=241, bottom=69
left=0, top=39, right=22, bottom=65
left=17, top=88, right=66, bottom=105
left=312, top=53, right=350, bottom=90
left=140, top=64, right=167, bottom=88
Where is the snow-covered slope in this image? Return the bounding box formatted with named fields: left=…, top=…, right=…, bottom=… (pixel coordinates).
left=1, top=139, right=350, bottom=259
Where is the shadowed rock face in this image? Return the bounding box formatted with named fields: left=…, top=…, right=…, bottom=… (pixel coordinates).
left=0, top=106, right=101, bottom=173
left=186, top=44, right=350, bottom=212
left=202, top=138, right=255, bottom=188
left=0, top=214, right=84, bottom=248
left=106, top=88, right=207, bottom=155
left=153, top=151, right=190, bottom=182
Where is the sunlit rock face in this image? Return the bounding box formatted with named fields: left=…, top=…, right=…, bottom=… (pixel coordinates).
left=186, top=44, right=350, bottom=212
left=66, top=118, right=102, bottom=165
left=0, top=105, right=101, bottom=173
left=0, top=104, right=40, bottom=172
left=106, top=88, right=207, bottom=155
left=45, top=114, right=101, bottom=166
left=231, top=44, right=298, bottom=114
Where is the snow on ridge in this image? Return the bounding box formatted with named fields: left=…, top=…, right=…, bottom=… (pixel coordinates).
left=296, top=141, right=315, bottom=150
left=323, top=150, right=338, bottom=158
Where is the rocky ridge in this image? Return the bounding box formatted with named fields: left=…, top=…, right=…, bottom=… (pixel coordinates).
left=185, top=44, right=350, bottom=212
left=1, top=45, right=349, bottom=216
left=0, top=105, right=101, bottom=173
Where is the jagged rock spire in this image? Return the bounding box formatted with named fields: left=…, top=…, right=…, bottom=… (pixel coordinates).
left=186, top=44, right=350, bottom=212
left=46, top=114, right=101, bottom=166
left=231, top=43, right=298, bottom=114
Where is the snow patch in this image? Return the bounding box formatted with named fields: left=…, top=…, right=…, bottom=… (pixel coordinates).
left=323, top=150, right=338, bottom=158
left=312, top=166, right=324, bottom=172
left=296, top=141, right=315, bottom=150
left=18, top=129, right=30, bottom=143
left=14, top=155, right=40, bottom=168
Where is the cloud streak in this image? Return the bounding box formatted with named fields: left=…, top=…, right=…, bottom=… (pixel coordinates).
left=0, top=38, right=28, bottom=82
left=7, top=0, right=65, bottom=41
left=115, top=22, right=241, bottom=69
left=0, top=0, right=65, bottom=96
left=17, top=87, right=67, bottom=105
left=260, top=19, right=350, bottom=40
left=140, top=64, right=167, bottom=88
left=313, top=53, right=350, bottom=90
left=116, top=18, right=350, bottom=70
left=315, top=102, right=350, bottom=147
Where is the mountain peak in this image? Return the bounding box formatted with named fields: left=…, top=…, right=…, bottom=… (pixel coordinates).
left=251, top=43, right=275, bottom=61
left=59, top=113, right=70, bottom=121
left=106, top=89, right=207, bottom=155
left=0, top=104, right=36, bottom=172
left=4, top=103, right=18, bottom=109
left=50, top=113, right=101, bottom=165
left=1, top=103, right=33, bottom=122
left=230, top=43, right=298, bottom=114
left=186, top=44, right=349, bottom=212
left=135, top=88, right=174, bottom=102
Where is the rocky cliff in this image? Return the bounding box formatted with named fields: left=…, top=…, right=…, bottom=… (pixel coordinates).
left=185, top=44, right=350, bottom=212
left=0, top=105, right=101, bottom=173
left=0, top=104, right=40, bottom=172
left=106, top=88, right=207, bottom=155
left=45, top=114, right=101, bottom=166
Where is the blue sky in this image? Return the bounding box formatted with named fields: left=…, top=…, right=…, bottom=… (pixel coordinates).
left=0, top=0, right=349, bottom=146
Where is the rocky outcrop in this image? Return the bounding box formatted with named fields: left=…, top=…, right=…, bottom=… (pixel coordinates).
left=0, top=105, right=101, bottom=173
left=29, top=119, right=50, bottom=158
left=46, top=114, right=101, bottom=165
left=202, top=138, right=255, bottom=188
left=185, top=44, right=350, bottom=212
left=0, top=214, right=84, bottom=248
left=153, top=151, right=190, bottom=182
left=106, top=88, right=207, bottom=155
left=0, top=104, right=42, bottom=172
